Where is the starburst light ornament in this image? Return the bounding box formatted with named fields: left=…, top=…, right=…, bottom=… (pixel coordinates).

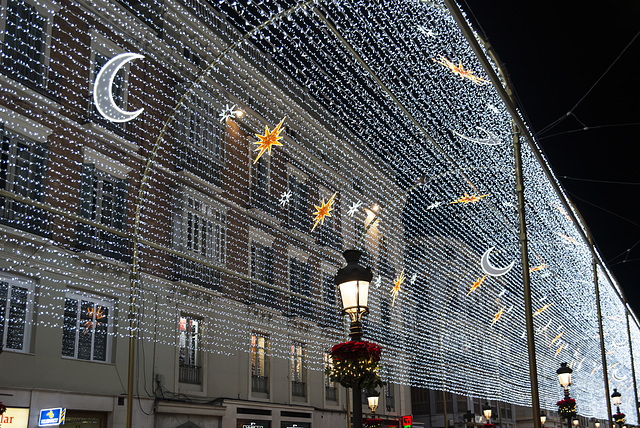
left=347, top=201, right=362, bottom=217
left=84, top=306, right=106, bottom=334
left=219, top=103, right=242, bottom=123
left=279, top=190, right=292, bottom=207
left=253, top=117, right=286, bottom=164
left=391, top=269, right=406, bottom=306
left=433, top=55, right=490, bottom=85
left=450, top=193, right=489, bottom=205
left=467, top=274, right=487, bottom=295
left=311, top=192, right=336, bottom=232
left=427, top=201, right=441, bottom=210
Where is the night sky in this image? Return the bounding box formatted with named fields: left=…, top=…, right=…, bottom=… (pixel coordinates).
left=460, top=2, right=640, bottom=316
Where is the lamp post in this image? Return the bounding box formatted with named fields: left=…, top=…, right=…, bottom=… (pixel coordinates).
left=573, top=418, right=580, bottom=428
left=335, top=249, right=373, bottom=428
left=594, top=421, right=600, bottom=428
left=612, top=389, right=623, bottom=428
left=368, top=390, right=380, bottom=418
left=557, top=362, right=575, bottom=428
left=541, top=412, right=547, bottom=427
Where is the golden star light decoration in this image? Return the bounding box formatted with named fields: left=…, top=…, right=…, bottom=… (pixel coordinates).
left=311, top=192, right=337, bottom=232
left=433, top=55, right=490, bottom=85
left=391, top=269, right=406, bottom=306
left=450, top=193, right=489, bottom=205
left=252, top=116, right=286, bottom=164
left=467, top=274, right=487, bottom=295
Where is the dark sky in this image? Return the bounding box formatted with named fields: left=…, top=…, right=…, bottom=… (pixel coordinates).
left=460, top=2, right=640, bottom=315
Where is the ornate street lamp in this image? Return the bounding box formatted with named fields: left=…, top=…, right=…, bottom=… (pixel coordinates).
left=573, top=418, right=580, bottom=428
left=558, top=362, right=573, bottom=398
left=483, top=403, right=492, bottom=422
left=594, top=421, right=600, bottom=428
left=335, top=249, right=373, bottom=428
left=541, top=412, right=547, bottom=426
left=336, top=249, right=372, bottom=341
left=557, top=363, right=576, bottom=428
left=612, top=389, right=624, bottom=428
left=367, top=390, right=380, bottom=418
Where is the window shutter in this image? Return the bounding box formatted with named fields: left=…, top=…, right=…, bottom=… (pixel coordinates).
left=32, top=142, right=48, bottom=202
left=78, top=164, right=95, bottom=245
left=114, top=178, right=128, bottom=231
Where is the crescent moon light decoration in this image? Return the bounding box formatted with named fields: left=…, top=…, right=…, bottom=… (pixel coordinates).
left=452, top=127, right=501, bottom=145
left=93, top=52, right=144, bottom=123
left=480, top=247, right=515, bottom=277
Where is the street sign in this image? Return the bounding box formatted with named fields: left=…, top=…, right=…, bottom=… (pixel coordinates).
left=401, top=415, right=412, bottom=428
left=38, top=408, right=65, bottom=426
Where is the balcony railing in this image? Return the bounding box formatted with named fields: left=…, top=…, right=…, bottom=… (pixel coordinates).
left=251, top=375, right=269, bottom=394
left=179, top=363, right=201, bottom=384
left=172, top=257, right=222, bottom=291
left=292, top=381, right=306, bottom=397
left=0, top=197, right=51, bottom=238
left=325, top=386, right=337, bottom=402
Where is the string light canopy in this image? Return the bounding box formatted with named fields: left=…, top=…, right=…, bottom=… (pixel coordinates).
left=0, top=0, right=637, bottom=423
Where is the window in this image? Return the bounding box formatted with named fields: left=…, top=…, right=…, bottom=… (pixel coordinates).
left=176, top=93, right=225, bottom=185
left=0, top=275, right=34, bottom=351
left=77, top=164, right=129, bottom=261
left=173, top=190, right=226, bottom=290
left=250, top=332, right=269, bottom=394
left=62, top=292, right=112, bottom=362
left=287, top=172, right=307, bottom=231
left=178, top=315, right=201, bottom=384
left=250, top=154, right=272, bottom=214
left=386, top=377, right=397, bottom=412
left=291, top=341, right=306, bottom=397
left=378, top=235, right=393, bottom=278
left=250, top=241, right=275, bottom=308
left=288, top=256, right=311, bottom=320
left=320, top=273, right=340, bottom=329
left=1, top=0, right=47, bottom=89
left=324, top=352, right=337, bottom=402
left=0, top=128, right=49, bottom=236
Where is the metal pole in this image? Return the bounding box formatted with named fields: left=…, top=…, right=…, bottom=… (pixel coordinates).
left=593, top=256, right=614, bottom=428
left=125, top=254, right=138, bottom=428
left=497, top=401, right=503, bottom=428
left=625, top=307, right=639, bottom=423
left=346, top=387, right=352, bottom=428
left=443, top=390, right=448, bottom=428
left=351, top=327, right=363, bottom=428
left=513, top=123, right=542, bottom=428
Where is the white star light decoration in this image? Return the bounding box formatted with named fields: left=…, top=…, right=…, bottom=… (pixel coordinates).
left=219, top=104, right=242, bottom=123
left=427, top=201, right=441, bottom=210
left=418, top=26, right=437, bottom=37
left=279, top=190, right=292, bottom=207
left=347, top=201, right=362, bottom=216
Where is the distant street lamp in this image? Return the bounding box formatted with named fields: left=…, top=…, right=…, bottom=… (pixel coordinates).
left=612, top=389, right=625, bottom=428
left=541, top=412, right=547, bottom=426
left=595, top=421, right=600, bottom=428
left=573, top=418, right=580, bottom=428
left=483, top=403, right=493, bottom=422
left=367, top=390, right=380, bottom=418
left=335, top=249, right=373, bottom=428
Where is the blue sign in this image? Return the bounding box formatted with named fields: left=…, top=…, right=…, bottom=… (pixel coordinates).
left=38, top=408, right=65, bottom=426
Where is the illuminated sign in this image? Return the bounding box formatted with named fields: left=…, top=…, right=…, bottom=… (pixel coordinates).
left=0, top=407, right=30, bottom=428
left=402, top=415, right=412, bottom=428
left=38, top=408, right=65, bottom=426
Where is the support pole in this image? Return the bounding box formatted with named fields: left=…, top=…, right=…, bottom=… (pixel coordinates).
left=626, top=307, right=639, bottom=424
left=443, top=390, right=448, bottom=428
left=513, top=123, right=542, bottom=428
left=593, top=256, right=613, bottom=428
left=346, top=387, right=352, bottom=428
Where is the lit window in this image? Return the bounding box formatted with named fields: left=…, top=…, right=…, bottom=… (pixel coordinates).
left=178, top=315, right=202, bottom=384
left=62, top=293, right=113, bottom=362
left=250, top=332, right=269, bottom=394
left=291, top=341, right=306, bottom=397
